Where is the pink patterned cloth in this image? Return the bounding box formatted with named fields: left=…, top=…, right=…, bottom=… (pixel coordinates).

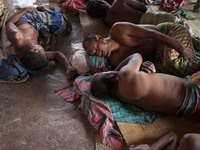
left=147, top=0, right=185, bottom=12
left=55, top=75, right=123, bottom=150
left=62, top=0, right=87, bottom=15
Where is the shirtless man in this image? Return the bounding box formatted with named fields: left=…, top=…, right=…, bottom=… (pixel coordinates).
left=83, top=22, right=200, bottom=77
left=86, top=0, right=187, bottom=27
left=86, top=0, right=147, bottom=26
left=5, top=7, right=77, bottom=79
left=90, top=53, right=200, bottom=120
left=128, top=132, right=200, bottom=150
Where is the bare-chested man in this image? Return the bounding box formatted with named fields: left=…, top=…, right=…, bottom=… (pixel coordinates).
left=83, top=22, right=200, bottom=77
left=86, top=0, right=187, bottom=27
left=5, top=7, right=77, bottom=79
left=86, top=0, right=147, bottom=26
left=90, top=53, right=200, bottom=120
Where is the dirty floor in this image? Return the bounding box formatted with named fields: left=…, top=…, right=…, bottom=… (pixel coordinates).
left=0, top=0, right=95, bottom=150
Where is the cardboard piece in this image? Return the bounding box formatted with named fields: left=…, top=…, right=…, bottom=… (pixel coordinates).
left=117, top=115, right=200, bottom=148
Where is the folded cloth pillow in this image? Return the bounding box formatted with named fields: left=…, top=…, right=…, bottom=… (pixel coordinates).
left=69, top=43, right=90, bottom=75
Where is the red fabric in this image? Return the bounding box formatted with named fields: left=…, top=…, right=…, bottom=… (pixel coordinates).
left=62, top=0, right=87, bottom=15
left=55, top=76, right=123, bottom=150
left=151, top=0, right=185, bottom=12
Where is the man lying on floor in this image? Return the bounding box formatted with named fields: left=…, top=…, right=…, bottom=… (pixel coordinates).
left=90, top=53, right=200, bottom=121
left=0, top=6, right=77, bottom=83
left=86, top=0, right=187, bottom=27
left=83, top=22, right=200, bottom=77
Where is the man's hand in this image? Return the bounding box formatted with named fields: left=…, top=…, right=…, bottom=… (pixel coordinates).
left=141, top=61, right=156, bottom=73
left=91, top=66, right=103, bottom=74
left=66, top=66, right=77, bottom=79
left=181, top=47, right=195, bottom=59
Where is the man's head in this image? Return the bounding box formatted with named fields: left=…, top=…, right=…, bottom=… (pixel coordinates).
left=82, top=33, right=110, bottom=57
left=21, top=45, right=49, bottom=71
left=86, top=0, right=110, bottom=18
left=90, top=71, right=118, bottom=99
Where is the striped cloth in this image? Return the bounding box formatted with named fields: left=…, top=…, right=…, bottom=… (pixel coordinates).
left=155, top=22, right=200, bottom=77
left=19, top=11, right=72, bottom=35
left=55, top=74, right=162, bottom=149
left=140, top=12, right=178, bottom=25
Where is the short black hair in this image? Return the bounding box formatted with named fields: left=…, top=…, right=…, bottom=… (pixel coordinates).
left=82, top=33, right=96, bottom=49
left=21, top=50, right=49, bottom=71
left=86, top=0, right=109, bottom=18
left=90, top=73, right=112, bottom=99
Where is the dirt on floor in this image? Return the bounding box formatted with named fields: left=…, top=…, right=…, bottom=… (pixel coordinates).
left=0, top=0, right=95, bottom=150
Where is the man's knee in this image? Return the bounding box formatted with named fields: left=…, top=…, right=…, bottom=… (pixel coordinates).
left=178, top=133, right=200, bottom=150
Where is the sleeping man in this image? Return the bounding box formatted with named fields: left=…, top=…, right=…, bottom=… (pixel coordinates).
left=86, top=0, right=147, bottom=26
left=86, top=0, right=186, bottom=27
left=83, top=22, right=200, bottom=77
left=90, top=53, right=200, bottom=121
left=2, top=6, right=77, bottom=82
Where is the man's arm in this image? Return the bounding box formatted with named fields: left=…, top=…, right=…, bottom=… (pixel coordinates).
left=45, top=51, right=77, bottom=79
left=115, top=55, right=156, bottom=73
left=118, top=53, right=143, bottom=75
left=150, top=132, right=178, bottom=150
left=117, top=53, right=145, bottom=99
left=6, top=7, right=36, bottom=24
left=110, top=22, right=194, bottom=58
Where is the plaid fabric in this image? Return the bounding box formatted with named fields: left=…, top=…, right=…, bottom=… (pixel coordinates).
left=155, top=22, right=200, bottom=77
left=19, top=11, right=72, bottom=35
left=55, top=74, right=162, bottom=149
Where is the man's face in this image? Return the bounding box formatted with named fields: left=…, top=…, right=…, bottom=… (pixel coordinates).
left=84, top=36, right=110, bottom=57
left=31, top=45, right=46, bottom=58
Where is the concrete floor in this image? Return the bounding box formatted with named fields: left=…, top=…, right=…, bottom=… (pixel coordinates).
left=0, top=0, right=95, bottom=150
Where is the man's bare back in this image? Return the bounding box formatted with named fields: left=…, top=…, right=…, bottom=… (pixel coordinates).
left=118, top=67, right=187, bottom=114
left=90, top=53, right=195, bottom=117
left=105, top=0, right=147, bottom=26
left=86, top=0, right=147, bottom=27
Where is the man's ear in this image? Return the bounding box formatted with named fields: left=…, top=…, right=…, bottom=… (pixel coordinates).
left=96, top=35, right=103, bottom=40
left=105, top=73, right=117, bottom=81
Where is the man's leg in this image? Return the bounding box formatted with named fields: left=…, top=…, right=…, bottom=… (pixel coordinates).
left=128, top=132, right=178, bottom=150
left=150, top=132, right=178, bottom=150
left=193, top=0, right=200, bottom=12
left=178, top=133, right=200, bottom=150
